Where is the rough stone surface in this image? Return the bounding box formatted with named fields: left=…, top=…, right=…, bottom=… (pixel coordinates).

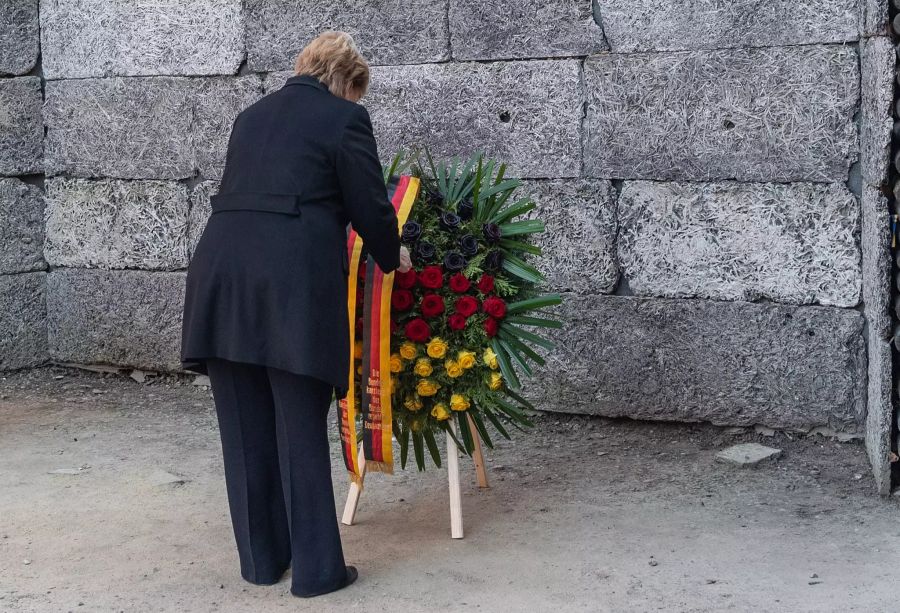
left=188, top=181, right=217, bottom=257
left=0, top=271, right=47, bottom=370
left=47, top=269, right=185, bottom=371
left=594, top=0, right=859, bottom=52
left=44, top=77, right=195, bottom=180
left=583, top=46, right=859, bottom=182
left=715, top=443, right=782, bottom=467
left=617, top=181, right=862, bottom=307
left=0, top=179, right=44, bottom=274
left=245, top=0, right=449, bottom=71
left=0, top=0, right=39, bottom=75
left=529, top=295, right=866, bottom=432
left=860, top=37, right=894, bottom=190
left=862, top=186, right=892, bottom=340
left=0, top=76, right=43, bottom=176
left=449, top=0, right=607, bottom=60
left=865, top=337, right=893, bottom=496
left=862, top=0, right=890, bottom=36
left=522, top=179, right=617, bottom=294
left=365, top=61, right=583, bottom=178
left=44, top=179, right=189, bottom=271
left=194, top=76, right=263, bottom=180
left=39, top=0, right=244, bottom=79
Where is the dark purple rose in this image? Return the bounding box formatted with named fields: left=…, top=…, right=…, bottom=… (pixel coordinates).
left=424, top=189, right=444, bottom=208
left=401, top=221, right=422, bottom=244
left=482, top=222, right=502, bottom=244
left=413, top=241, right=436, bottom=263
left=440, top=211, right=461, bottom=231
left=458, top=234, right=479, bottom=256
left=457, top=199, right=474, bottom=220
left=443, top=251, right=467, bottom=272
left=485, top=249, right=503, bottom=271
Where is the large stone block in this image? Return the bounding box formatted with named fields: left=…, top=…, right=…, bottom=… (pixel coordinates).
left=449, top=0, right=607, bottom=60
left=188, top=181, right=217, bottom=257
left=617, top=181, right=861, bottom=307
left=245, top=0, right=449, bottom=71
left=0, top=271, right=47, bottom=370
left=865, top=337, right=893, bottom=496
left=44, top=77, right=195, bottom=180
left=522, top=179, right=617, bottom=294
left=0, top=179, right=44, bottom=275
left=47, top=269, right=185, bottom=371
left=0, top=76, right=42, bottom=176
left=39, top=0, right=243, bottom=79
left=0, top=0, right=39, bottom=75
left=583, top=46, right=859, bottom=182
left=862, top=0, right=890, bottom=36
left=365, top=61, right=583, bottom=178
left=594, top=0, right=858, bottom=52
left=860, top=37, right=894, bottom=190
left=44, top=179, right=189, bottom=271
left=194, top=76, right=264, bottom=180
left=528, top=295, right=866, bottom=432
left=861, top=186, right=892, bottom=340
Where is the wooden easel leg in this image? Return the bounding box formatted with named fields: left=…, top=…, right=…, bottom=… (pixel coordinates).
left=466, top=413, right=489, bottom=488
left=341, top=445, right=367, bottom=526
left=447, top=420, right=464, bottom=539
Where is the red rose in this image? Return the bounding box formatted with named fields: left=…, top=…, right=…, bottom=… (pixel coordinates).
left=448, top=313, right=467, bottom=330
left=448, top=273, right=470, bottom=293
left=420, top=293, right=445, bottom=318
left=356, top=316, right=364, bottom=332
left=484, top=317, right=499, bottom=337
left=454, top=295, right=479, bottom=317
left=358, top=261, right=367, bottom=279
left=391, top=289, right=413, bottom=311
left=395, top=269, right=416, bottom=289
left=477, top=274, right=495, bottom=294
left=356, top=290, right=365, bottom=306
left=483, top=296, right=507, bottom=319
left=404, top=318, right=430, bottom=342
left=390, top=318, right=398, bottom=334
left=418, top=265, right=444, bottom=289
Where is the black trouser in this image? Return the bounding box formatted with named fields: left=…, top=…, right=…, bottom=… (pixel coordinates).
left=206, top=358, right=347, bottom=597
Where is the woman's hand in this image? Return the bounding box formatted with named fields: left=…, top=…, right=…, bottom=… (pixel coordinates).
left=398, top=246, right=412, bottom=273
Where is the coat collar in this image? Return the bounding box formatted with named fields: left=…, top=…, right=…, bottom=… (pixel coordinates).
left=283, top=74, right=328, bottom=92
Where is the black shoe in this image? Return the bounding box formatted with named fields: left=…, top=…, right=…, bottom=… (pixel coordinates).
left=291, top=565, right=358, bottom=598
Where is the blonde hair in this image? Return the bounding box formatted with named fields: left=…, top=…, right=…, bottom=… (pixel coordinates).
left=294, top=31, right=370, bottom=101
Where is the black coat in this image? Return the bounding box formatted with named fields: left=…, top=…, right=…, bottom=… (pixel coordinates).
left=181, top=75, right=401, bottom=398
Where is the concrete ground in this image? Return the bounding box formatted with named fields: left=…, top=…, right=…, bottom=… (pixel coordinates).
left=0, top=366, right=898, bottom=613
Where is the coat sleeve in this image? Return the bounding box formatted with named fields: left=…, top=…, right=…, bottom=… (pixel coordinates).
left=335, top=104, right=401, bottom=273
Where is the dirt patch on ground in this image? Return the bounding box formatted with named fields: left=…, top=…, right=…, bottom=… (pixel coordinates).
left=1, top=366, right=897, bottom=612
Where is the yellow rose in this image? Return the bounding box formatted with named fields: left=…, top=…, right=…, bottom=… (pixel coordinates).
left=414, top=357, right=433, bottom=377
left=389, top=353, right=403, bottom=373
left=426, top=337, right=448, bottom=358
left=444, top=360, right=463, bottom=378
left=390, top=375, right=398, bottom=393
left=431, top=403, right=451, bottom=421
left=483, top=347, right=499, bottom=370
left=399, top=342, right=418, bottom=360
left=354, top=340, right=364, bottom=359
left=416, top=379, right=439, bottom=397
left=356, top=364, right=363, bottom=375
left=404, top=395, right=423, bottom=411
left=450, top=393, right=470, bottom=412
left=488, top=371, right=503, bottom=391
left=457, top=350, right=476, bottom=370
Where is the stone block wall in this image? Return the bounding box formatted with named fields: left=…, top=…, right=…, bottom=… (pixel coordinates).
left=0, top=1, right=895, bottom=489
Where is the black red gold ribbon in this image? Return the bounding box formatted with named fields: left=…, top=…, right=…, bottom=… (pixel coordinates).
left=339, top=175, right=420, bottom=484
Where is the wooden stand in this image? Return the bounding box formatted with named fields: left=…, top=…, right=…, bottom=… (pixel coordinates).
left=341, top=414, right=489, bottom=539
